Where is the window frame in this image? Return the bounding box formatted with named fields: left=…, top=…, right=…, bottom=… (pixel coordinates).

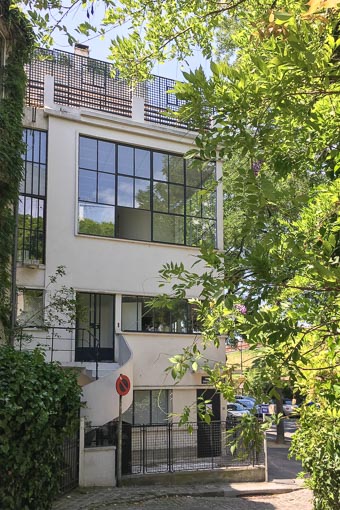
left=121, top=295, right=201, bottom=334
left=16, top=288, right=45, bottom=328
left=122, top=389, right=170, bottom=425
left=78, top=135, right=217, bottom=247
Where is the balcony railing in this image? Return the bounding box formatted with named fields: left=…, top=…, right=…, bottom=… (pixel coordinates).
left=25, top=48, right=190, bottom=129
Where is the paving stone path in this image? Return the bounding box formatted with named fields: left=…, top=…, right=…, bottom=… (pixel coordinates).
left=54, top=488, right=313, bottom=510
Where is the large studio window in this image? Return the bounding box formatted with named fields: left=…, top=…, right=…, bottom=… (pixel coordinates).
left=121, top=296, right=201, bottom=334
left=18, top=130, right=47, bottom=264
left=78, top=135, right=216, bottom=246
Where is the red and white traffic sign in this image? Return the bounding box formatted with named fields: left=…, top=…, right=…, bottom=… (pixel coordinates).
left=116, top=374, right=131, bottom=396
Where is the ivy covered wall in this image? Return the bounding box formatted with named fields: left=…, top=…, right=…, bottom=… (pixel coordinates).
left=0, top=1, right=34, bottom=341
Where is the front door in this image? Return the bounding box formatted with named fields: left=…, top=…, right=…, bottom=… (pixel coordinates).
left=76, top=293, right=115, bottom=362
left=196, top=389, right=221, bottom=458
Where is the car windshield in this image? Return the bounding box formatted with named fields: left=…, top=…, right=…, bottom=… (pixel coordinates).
left=228, top=403, right=246, bottom=411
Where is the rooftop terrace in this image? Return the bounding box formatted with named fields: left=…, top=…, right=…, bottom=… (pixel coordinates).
left=25, top=48, right=189, bottom=129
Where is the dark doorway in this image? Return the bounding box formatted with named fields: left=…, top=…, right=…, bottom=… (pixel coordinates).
left=76, top=293, right=115, bottom=362
left=196, top=389, right=221, bottom=458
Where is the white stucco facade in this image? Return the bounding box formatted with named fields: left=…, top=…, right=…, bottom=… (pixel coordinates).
left=18, top=58, right=226, bottom=429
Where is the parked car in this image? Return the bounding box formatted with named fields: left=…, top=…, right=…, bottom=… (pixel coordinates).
left=236, top=398, right=255, bottom=410
left=227, top=403, right=250, bottom=419
left=235, top=395, right=256, bottom=402
left=282, top=399, right=298, bottom=416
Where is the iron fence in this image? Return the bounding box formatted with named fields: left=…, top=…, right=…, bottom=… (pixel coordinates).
left=58, top=433, right=79, bottom=494
left=85, top=420, right=265, bottom=476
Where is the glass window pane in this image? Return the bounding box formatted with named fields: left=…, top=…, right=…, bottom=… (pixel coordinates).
left=33, top=131, right=41, bottom=163
left=169, top=184, right=184, bottom=214
left=151, top=390, right=168, bottom=424
left=79, top=137, right=97, bottom=170
left=153, top=182, right=168, bottom=212
left=153, top=213, right=184, bottom=245
left=186, top=159, right=202, bottom=187
left=17, top=289, right=44, bottom=327
left=38, top=165, right=46, bottom=197
left=153, top=152, right=168, bottom=181
left=142, top=298, right=155, bottom=331
left=122, top=296, right=139, bottom=331
left=78, top=203, right=115, bottom=237
left=135, top=179, right=150, bottom=209
left=202, top=161, right=216, bottom=186
left=135, top=149, right=150, bottom=178
left=98, top=173, right=115, bottom=205
left=24, top=162, right=33, bottom=195
left=202, top=191, right=216, bottom=219
left=134, top=390, right=150, bottom=425
left=79, top=169, right=97, bottom=202
left=118, top=145, right=134, bottom=175
left=98, top=141, right=115, bottom=173
left=32, top=163, right=42, bottom=195
left=170, top=300, right=187, bottom=333
left=39, top=132, right=47, bottom=164
left=186, top=187, right=202, bottom=217
left=169, top=155, right=184, bottom=184
left=25, top=130, right=33, bottom=162
left=188, top=303, right=201, bottom=333
left=186, top=217, right=216, bottom=247
left=154, top=305, right=171, bottom=332
left=117, top=176, right=134, bottom=207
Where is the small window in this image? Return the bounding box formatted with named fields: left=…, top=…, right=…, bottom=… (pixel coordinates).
left=17, top=289, right=44, bottom=327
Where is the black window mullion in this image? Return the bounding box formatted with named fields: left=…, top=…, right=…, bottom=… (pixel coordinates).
left=149, top=391, right=152, bottom=424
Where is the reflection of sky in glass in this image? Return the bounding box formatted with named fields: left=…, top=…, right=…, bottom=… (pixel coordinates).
left=117, top=176, right=133, bottom=207
left=79, top=202, right=114, bottom=223
left=153, top=152, right=168, bottom=181
left=118, top=145, right=134, bottom=175
left=79, top=137, right=97, bottom=170
left=98, top=141, right=115, bottom=173
left=135, top=149, right=150, bottom=178
left=79, top=169, right=96, bottom=201
left=98, top=173, right=115, bottom=205
left=18, top=197, right=44, bottom=218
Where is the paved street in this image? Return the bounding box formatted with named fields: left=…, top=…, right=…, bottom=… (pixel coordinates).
left=55, top=489, right=313, bottom=510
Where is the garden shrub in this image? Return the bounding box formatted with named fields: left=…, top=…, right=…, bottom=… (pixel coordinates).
left=0, top=347, right=82, bottom=510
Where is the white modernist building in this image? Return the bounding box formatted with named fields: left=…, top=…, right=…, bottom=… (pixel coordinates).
left=17, top=46, right=226, bottom=436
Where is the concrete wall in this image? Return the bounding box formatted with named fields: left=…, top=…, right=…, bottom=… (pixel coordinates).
left=80, top=446, right=116, bottom=487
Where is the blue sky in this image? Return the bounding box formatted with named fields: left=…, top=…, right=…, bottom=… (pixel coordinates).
left=49, top=1, right=210, bottom=81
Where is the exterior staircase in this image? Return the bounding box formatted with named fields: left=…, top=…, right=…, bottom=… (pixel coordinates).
left=80, top=334, right=133, bottom=426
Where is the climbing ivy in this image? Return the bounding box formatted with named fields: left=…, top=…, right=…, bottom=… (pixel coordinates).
left=0, top=1, right=34, bottom=340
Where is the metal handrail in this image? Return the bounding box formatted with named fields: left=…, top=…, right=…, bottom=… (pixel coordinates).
left=14, top=325, right=102, bottom=379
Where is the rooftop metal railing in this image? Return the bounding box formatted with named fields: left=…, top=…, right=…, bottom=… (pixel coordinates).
left=24, top=48, right=191, bottom=129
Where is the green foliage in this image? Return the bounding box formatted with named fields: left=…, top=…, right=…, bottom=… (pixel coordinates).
left=0, top=346, right=82, bottom=510
left=227, top=412, right=272, bottom=465
left=290, top=405, right=340, bottom=510
left=0, top=2, right=34, bottom=339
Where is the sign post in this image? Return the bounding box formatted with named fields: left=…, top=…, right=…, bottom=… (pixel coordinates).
left=115, top=374, right=131, bottom=487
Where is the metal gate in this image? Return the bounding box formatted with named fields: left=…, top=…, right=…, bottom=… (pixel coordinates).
left=58, top=434, right=79, bottom=494
left=128, top=421, right=264, bottom=475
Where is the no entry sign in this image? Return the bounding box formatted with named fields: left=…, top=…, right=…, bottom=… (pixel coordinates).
left=116, top=374, right=131, bottom=396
